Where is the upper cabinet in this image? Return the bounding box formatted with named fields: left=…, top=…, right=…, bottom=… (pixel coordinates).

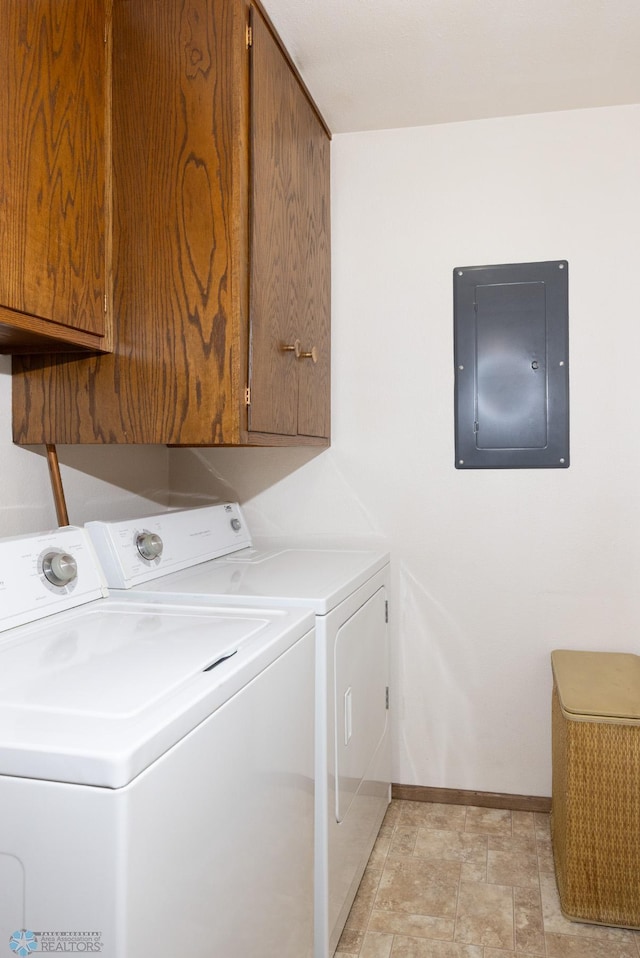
left=249, top=8, right=330, bottom=440
left=0, top=0, right=112, bottom=354
left=12, top=0, right=331, bottom=446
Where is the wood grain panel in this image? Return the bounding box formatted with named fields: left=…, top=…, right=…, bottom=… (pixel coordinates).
left=392, top=783, right=552, bottom=813
left=14, top=0, right=245, bottom=444
left=12, top=0, right=329, bottom=446
left=0, top=0, right=109, bottom=338
left=110, top=0, right=240, bottom=443
left=248, top=7, right=301, bottom=437
left=296, top=84, right=330, bottom=439
left=248, top=6, right=330, bottom=440
left=0, top=305, right=109, bottom=353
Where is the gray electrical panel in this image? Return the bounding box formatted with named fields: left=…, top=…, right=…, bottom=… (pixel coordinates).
left=454, top=260, right=569, bottom=469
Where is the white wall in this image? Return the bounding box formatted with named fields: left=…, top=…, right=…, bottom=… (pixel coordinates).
left=171, top=103, right=640, bottom=798
left=0, top=356, right=171, bottom=536
left=2, top=104, right=636, bottom=798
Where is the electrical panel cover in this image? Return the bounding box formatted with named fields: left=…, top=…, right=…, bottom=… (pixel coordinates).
left=454, top=260, right=569, bottom=469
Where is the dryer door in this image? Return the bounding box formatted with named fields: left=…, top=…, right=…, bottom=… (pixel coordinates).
left=334, top=586, right=389, bottom=823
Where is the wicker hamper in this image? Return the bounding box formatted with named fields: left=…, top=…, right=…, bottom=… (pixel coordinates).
left=551, top=650, right=640, bottom=929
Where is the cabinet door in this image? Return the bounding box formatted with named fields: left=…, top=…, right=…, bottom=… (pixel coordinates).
left=248, top=7, right=330, bottom=440
left=13, top=0, right=244, bottom=444
left=0, top=0, right=111, bottom=351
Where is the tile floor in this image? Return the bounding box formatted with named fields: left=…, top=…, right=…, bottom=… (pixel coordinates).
left=335, top=799, right=640, bottom=958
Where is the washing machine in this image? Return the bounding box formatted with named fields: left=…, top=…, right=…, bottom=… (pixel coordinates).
left=0, top=524, right=315, bottom=958
left=86, top=502, right=391, bottom=957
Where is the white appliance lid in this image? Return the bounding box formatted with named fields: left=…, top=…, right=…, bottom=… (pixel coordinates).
left=0, top=595, right=313, bottom=788
left=128, top=543, right=390, bottom=614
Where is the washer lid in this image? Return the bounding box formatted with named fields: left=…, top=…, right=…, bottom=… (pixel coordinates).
left=551, top=649, right=640, bottom=722
left=132, top=543, right=390, bottom=614
left=0, top=595, right=313, bottom=787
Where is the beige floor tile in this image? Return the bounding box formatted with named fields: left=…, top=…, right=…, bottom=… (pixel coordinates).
left=377, top=819, right=396, bottom=839
left=486, top=849, right=539, bottom=888
left=545, top=931, right=638, bottom=957
left=370, top=823, right=395, bottom=861
left=332, top=803, right=640, bottom=958
left=464, top=806, right=513, bottom=836
left=388, top=825, right=419, bottom=858
left=483, top=952, right=544, bottom=958
left=390, top=939, right=483, bottom=957
left=382, top=801, right=403, bottom=826
left=368, top=909, right=454, bottom=940
left=514, top=885, right=546, bottom=956
left=336, top=925, right=365, bottom=955
left=534, top=812, right=551, bottom=839
left=511, top=809, right=536, bottom=837
left=342, top=896, right=370, bottom=929
left=454, top=881, right=514, bottom=950
left=359, top=932, right=394, bottom=958
left=536, top=838, right=555, bottom=875
left=376, top=859, right=460, bottom=918
left=398, top=801, right=467, bottom=832
left=340, top=896, right=373, bottom=940
left=488, top=832, right=537, bottom=855
left=459, top=860, right=486, bottom=883
left=535, top=831, right=552, bottom=854
left=336, top=913, right=367, bottom=952
left=361, top=861, right=385, bottom=893
left=346, top=866, right=382, bottom=923
left=369, top=842, right=391, bottom=867
left=413, top=827, right=487, bottom=865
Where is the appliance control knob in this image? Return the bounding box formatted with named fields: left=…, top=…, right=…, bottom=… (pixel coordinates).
left=231, top=518, right=242, bottom=531
left=42, top=552, right=78, bottom=587
left=136, top=532, right=163, bottom=561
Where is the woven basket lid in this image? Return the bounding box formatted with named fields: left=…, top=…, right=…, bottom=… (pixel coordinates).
left=551, top=649, right=640, bottom=721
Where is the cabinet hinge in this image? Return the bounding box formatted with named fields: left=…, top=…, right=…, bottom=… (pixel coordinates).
left=246, top=24, right=253, bottom=47
left=104, top=293, right=108, bottom=314
left=385, top=599, right=389, bottom=623
left=385, top=686, right=390, bottom=710
left=244, top=387, right=251, bottom=405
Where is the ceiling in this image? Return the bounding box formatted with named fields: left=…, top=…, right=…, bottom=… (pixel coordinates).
left=261, top=0, right=640, bottom=134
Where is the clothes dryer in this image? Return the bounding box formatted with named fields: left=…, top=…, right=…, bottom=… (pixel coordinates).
left=0, top=525, right=315, bottom=958
left=87, top=503, right=391, bottom=957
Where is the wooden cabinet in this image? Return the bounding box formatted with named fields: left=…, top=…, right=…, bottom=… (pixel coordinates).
left=0, top=0, right=112, bottom=354
left=249, top=8, right=330, bottom=440
left=12, top=0, right=330, bottom=446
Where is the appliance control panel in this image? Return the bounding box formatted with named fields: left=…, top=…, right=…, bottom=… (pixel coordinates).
left=0, top=527, right=107, bottom=634
left=86, top=503, right=252, bottom=589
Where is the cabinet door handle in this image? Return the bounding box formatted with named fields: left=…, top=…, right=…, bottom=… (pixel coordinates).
left=299, top=346, right=318, bottom=363
left=280, top=339, right=301, bottom=358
